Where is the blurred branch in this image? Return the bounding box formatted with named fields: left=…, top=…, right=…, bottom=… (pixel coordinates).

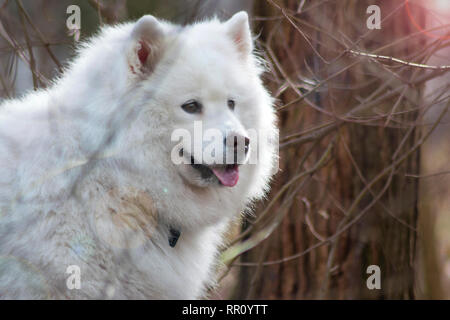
left=88, top=0, right=127, bottom=24
left=0, top=18, right=49, bottom=85
left=349, top=49, right=450, bottom=70
left=15, top=0, right=63, bottom=73
left=16, top=0, right=38, bottom=89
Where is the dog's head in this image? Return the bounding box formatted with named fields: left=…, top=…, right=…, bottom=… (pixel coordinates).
left=124, top=12, right=277, bottom=205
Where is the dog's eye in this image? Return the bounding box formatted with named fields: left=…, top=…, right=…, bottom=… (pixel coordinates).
left=181, top=100, right=202, bottom=114
left=227, top=99, right=235, bottom=111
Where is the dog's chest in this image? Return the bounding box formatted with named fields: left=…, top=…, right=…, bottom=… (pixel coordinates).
left=60, top=224, right=224, bottom=299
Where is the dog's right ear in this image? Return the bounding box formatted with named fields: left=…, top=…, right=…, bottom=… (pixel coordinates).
left=127, top=15, right=164, bottom=76
left=225, top=11, right=253, bottom=60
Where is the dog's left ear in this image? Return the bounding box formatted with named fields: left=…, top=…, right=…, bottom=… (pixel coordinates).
left=128, top=15, right=165, bottom=76
left=225, top=11, right=253, bottom=59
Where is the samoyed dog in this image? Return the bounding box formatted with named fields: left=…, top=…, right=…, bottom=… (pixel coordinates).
left=0, top=12, right=278, bottom=299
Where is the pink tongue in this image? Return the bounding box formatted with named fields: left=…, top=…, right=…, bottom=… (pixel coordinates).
left=212, top=165, right=239, bottom=187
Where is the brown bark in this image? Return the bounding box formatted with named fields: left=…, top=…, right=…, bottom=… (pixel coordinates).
left=232, top=0, right=426, bottom=299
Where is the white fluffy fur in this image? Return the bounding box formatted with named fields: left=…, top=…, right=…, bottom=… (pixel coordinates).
left=0, top=12, right=277, bottom=299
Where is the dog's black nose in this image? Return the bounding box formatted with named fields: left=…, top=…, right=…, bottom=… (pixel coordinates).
left=244, top=137, right=250, bottom=154
left=224, top=135, right=250, bottom=155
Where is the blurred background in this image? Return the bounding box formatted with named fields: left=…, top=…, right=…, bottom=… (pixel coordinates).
left=0, top=0, right=449, bottom=299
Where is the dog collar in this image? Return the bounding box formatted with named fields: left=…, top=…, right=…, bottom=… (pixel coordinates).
left=168, top=227, right=181, bottom=248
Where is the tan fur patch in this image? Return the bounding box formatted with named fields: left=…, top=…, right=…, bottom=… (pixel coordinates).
left=95, top=188, right=159, bottom=249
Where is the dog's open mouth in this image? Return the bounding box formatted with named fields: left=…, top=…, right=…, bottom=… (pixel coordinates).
left=190, top=157, right=239, bottom=187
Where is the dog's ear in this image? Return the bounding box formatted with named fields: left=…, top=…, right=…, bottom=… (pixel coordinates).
left=128, top=15, right=164, bottom=76
left=225, top=11, right=253, bottom=59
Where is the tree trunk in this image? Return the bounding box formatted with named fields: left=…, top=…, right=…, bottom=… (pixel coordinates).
left=232, top=0, right=426, bottom=299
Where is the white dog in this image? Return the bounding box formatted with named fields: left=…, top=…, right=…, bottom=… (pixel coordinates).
left=0, top=12, right=278, bottom=299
